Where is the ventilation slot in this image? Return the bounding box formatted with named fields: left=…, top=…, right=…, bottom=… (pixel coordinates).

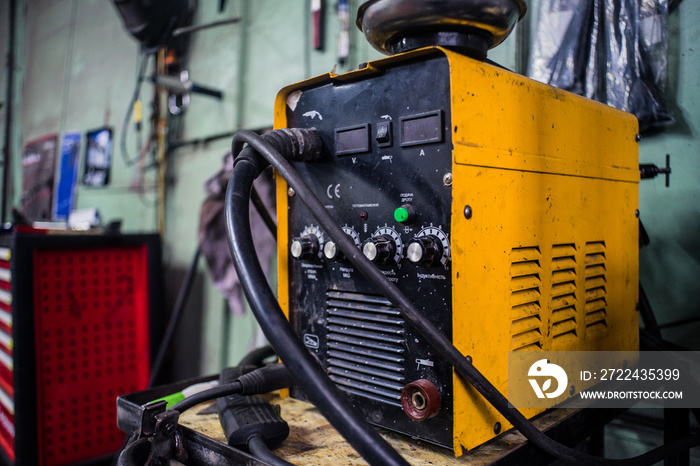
left=325, top=290, right=405, bottom=407
left=584, top=242, right=608, bottom=334
left=509, top=247, right=542, bottom=351
left=550, top=244, right=578, bottom=341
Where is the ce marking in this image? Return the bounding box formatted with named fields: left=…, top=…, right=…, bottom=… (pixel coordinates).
left=327, top=183, right=341, bottom=199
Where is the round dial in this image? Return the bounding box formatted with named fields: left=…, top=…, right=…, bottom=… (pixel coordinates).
left=291, top=225, right=324, bottom=260
left=343, top=225, right=361, bottom=247
left=406, top=236, right=444, bottom=266
left=414, top=224, right=450, bottom=266
left=300, top=224, right=325, bottom=244
left=366, top=224, right=404, bottom=264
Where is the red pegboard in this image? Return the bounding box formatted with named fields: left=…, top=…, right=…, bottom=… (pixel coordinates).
left=33, top=246, right=152, bottom=466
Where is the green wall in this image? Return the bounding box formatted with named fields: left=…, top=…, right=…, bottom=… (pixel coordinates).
left=638, top=4, right=700, bottom=348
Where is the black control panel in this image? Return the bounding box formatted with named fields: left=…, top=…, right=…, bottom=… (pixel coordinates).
left=285, top=54, right=454, bottom=447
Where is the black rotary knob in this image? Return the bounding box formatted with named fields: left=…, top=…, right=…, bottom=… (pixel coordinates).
left=323, top=240, right=344, bottom=261
left=406, top=235, right=443, bottom=266
left=290, top=235, right=320, bottom=260
left=362, top=234, right=396, bottom=264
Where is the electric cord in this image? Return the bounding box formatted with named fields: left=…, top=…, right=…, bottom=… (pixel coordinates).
left=226, top=129, right=700, bottom=465
left=171, top=362, right=294, bottom=414
left=120, top=52, right=151, bottom=167
left=248, top=435, right=294, bottom=466
left=226, top=132, right=410, bottom=466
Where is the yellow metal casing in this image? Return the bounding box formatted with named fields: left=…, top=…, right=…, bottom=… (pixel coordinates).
left=274, top=48, right=639, bottom=455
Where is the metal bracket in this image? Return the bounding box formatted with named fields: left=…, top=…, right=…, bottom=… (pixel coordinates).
left=138, top=400, right=168, bottom=439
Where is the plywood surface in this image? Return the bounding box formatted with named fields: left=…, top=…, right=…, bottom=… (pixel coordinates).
left=179, top=392, right=579, bottom=465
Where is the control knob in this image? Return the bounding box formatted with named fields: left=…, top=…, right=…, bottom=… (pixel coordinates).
left=290, top=235, right=320, bottom=260
left=323, top=241, right=343, bottom=261
left=406, top=235, right=444, bottom=266
left=362, top=234, right=397, bottom=264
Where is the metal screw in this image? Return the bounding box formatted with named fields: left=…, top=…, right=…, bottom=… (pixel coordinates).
left=635, top=209, right=639, bottom=218
left=465, top=355, right=472, bottom=363
left=288, top=187, right=295, bottom=197
left=635, top=134, right=641, bottom=142
left=623, top=360, right=628, bottom=369
left=443, top=173, right=453, bottom=186
left=569, top=386, right=576, bottom=396
left=494, top=422, right=501, bottom=434
left=464, top=205, right=473, bottom=219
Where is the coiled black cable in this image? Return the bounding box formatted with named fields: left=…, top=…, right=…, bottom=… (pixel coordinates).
left=226, top=129, right=700, bottom=465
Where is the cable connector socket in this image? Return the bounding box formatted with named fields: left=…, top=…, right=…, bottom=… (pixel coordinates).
left=233, top=128, right=324, bottom=176
left=263, top=128, right=324, bottom=163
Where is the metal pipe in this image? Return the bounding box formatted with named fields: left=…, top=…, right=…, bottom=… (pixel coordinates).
left=2, top=0, right=18, bottom=222
left=172, top=17, right=241, bottom=37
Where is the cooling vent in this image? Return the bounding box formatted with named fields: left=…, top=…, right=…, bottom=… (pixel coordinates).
left=550, top=244, right=578, bottom=341
left=584, top=241, right=608, bottom=334
left=509, top=247, right=542, bottom=351
left=325, top=290, right=405, bottom=407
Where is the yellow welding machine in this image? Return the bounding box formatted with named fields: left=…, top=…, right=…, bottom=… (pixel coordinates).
left=274, top=46, right=639, bottom=454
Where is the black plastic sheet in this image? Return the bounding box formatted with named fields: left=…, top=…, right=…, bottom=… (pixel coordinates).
left=528, top=0, right=673, bottom=131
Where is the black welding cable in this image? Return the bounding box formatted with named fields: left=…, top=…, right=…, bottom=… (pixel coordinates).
left=116, top=436, right=150, bottom=466
left=228, top=129, right=700, bottom=466
left=239, top=345, right=276, bottom=368
left=247, top=435, right=294, bottom=466
left=226, top=150, right=410, bottom=465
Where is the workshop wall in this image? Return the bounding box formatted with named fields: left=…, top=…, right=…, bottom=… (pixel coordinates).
left=5, top=0, right=389, bottom=380
left=20, top=0, right=157, bottom=230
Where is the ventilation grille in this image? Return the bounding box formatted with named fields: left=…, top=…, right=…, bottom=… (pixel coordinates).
left=584, top=242, right=608, bottom=333
left=550, top=244, right=578, bottom=341
left=509, top=247, right=542, bottom=351
left=325, top=290, right=405, bottom=407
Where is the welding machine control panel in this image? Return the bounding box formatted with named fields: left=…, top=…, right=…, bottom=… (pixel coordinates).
left=283, top=54, right=456, bottom=446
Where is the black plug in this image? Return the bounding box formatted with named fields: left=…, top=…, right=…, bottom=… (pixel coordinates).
left=217, top=366, right=290, bottom=451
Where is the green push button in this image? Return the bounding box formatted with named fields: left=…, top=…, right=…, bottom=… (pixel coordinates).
left=394, top=205, right=415, bottom=224
left=394, top=207, right=409, bottom=223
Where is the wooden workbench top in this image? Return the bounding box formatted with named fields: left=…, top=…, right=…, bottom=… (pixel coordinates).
left=179, top=392, right=582, bottom=465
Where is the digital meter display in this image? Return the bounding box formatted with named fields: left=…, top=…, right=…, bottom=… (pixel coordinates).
left=400, top=111, right=443, bottom=146
left=335, top=124, right=370, bottom=155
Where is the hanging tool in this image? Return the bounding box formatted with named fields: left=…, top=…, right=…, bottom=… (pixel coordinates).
left=640, top=154, right=672, bottom=187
